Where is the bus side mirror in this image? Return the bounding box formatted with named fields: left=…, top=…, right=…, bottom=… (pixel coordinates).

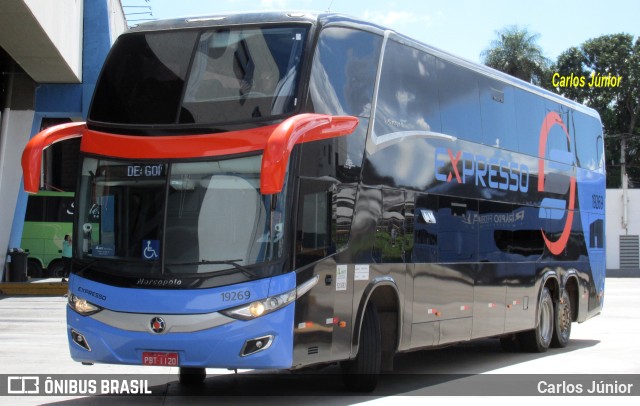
left=22, top=122, right=86, bottom=193
left=260, top=114, right=358, bottom=195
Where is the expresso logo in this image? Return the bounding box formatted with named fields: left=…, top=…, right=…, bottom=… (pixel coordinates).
left=77, top=286, right=107, bottom=301
left=433, top=111, right=575, bottom=255
left=434, top=148, right=530, bottom=193
left=537, top=111, right=576, bottom=255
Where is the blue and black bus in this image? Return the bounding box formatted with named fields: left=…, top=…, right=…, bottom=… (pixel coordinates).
left=22, top=12, right=605, bottom=392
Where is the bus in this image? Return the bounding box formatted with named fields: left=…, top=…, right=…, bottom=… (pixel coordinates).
left=20, top=191, right=74, bottom=277
left=21, top=12, right=606, bottom=391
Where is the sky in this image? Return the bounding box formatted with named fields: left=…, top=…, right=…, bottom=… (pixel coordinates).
left=122, top=0, right=640, bottom=64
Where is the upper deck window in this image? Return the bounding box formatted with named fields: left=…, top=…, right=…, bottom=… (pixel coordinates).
left=89, top=25, right=308, bottom=128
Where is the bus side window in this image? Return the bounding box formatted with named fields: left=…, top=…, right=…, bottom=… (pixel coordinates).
left=333, top=185, right=356, bottom=253
left=308, top=27, right=382, bottom=118
left=574, top=114, right=603, bottom=170
left=373, top=189, right=407, bottom=263
left=295, top=179, right=333, bottom=268
left=514, top=88, right=545, bottom=157
left=438, top=196, right=478, bottom=263
left=47, top=196, right=75, bottom=223
left=438, top=60, right=482, bottom=143
left=545, top=101, right=573, bottom=161
left=413, top=194, right=438, bottom=263
left=373, top=38, right=441, bottom=139
left=25, top=195, right=45, bottom=222
left=479, top=77, right=517, bottom=151
left=297, top=125, right=368, bottom=184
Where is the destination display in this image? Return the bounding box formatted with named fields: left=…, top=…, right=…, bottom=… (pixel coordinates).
left=95, top=163, right=167, bottom=179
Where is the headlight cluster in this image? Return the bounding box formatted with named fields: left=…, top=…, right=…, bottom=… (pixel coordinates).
left=68, top=292, right=102, bottom=316
left=221, top=275, right=319, bottom=321
left=222, top=289, right=296, bottom=320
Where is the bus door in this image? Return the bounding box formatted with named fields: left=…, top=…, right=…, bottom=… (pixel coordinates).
left=293, top=178, right=354, bottom=366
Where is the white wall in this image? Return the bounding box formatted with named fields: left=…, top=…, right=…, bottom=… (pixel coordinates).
left=605, top=189, right=640, bottom=269
left=23, top=0, right=83, bottom=81
left=0, top=109, right=35, bottom=275
left=108, top=0, right=127, bottom=43
left=0, top=0, right=83, bottom=83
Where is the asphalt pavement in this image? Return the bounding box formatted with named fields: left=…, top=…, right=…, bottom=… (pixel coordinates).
left=0, top=278, right=638, bottom=404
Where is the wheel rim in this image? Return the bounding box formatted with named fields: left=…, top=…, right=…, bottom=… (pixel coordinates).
left=540, top=298, right=553, bottom=344
left=558, top=300, right=571, bottom=338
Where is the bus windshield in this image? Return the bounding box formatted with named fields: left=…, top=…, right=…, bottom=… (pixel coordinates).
left=75, top=155, right=285, bottom=275
left=89, top=25, right=308, bottom=127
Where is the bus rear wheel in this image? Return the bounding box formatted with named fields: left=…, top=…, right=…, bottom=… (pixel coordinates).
left=179, top=367, right=206, bottom=385
left=551, top=289, right=572, bottom=348
left=341, top=302, right=381, bottom=392
left=518, top=287, right=553, bottom=352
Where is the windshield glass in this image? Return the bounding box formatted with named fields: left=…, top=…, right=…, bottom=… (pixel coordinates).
left=76, top=156, right=285, bottom=275
left=89, top=25, right=308, bottom=127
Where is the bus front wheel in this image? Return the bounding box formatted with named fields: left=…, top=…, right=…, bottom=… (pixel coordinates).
left=518, top=287, right=554, bottom=352
left=341, top=302, right=381, bottom=392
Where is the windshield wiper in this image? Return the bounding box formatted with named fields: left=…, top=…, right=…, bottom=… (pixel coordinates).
left=166, top=259, right=253, bottom=276
left=74, top=258, right=144, bottom=274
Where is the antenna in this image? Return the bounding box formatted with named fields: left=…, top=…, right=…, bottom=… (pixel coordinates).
left=123, top=1, right=155, bottom=26
left=326, top=0, right=334, bottom=12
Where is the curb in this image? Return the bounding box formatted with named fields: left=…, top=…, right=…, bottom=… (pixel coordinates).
left=0, top=282, right=67, bottom=296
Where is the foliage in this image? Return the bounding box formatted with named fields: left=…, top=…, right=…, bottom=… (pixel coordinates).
left=481, top=26, right=551, bottom=85
left=548, top=34, right=640, bottom=188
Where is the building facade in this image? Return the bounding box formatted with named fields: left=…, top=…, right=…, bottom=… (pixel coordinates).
left=0, top=0, right=126, bottom=278
left=606, top=188, right=640, bottom=273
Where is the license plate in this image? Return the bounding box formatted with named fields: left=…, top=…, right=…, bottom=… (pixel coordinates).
left=142, top=351, right=179, bottom=366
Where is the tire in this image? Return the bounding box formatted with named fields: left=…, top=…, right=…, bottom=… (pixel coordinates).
left=518, top=287, right=554, bottom=353
left=48, top=260, right=66, bottom=278
left=342, top=302, right=381, bottom=392
left=551, top=289, right=572, bottom=348
left=27, top=259, right=43, bottom=278
left=179, top=367, right=206, bottom=385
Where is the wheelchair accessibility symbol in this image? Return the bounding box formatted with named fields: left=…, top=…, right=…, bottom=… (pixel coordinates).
left=143, top=240, right=160, bottom=260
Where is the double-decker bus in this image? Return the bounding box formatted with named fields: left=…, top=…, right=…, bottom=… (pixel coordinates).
left=20, top=191, right=74, bottom=277
left=21, top=12, right=605, bottom=392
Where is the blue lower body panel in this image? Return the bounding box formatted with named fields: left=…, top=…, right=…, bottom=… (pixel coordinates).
left=68, top=305, right=294, bottom=369
left=67, top=274, right=296, bottom=370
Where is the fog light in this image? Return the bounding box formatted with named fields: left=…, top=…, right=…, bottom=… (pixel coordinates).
left=71, top=329, right=91, bottom=351
left=240, top=335, right=273, bottom=357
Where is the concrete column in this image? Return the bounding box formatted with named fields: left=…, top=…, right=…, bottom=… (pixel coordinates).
left=0, top=72, right=36, bottom=279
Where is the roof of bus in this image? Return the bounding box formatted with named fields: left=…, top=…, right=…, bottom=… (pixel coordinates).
left=127, top=11, right=599, bottom=120
left=128, top=11, right=328, bottom=32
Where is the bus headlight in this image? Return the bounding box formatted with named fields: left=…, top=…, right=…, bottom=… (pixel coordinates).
left=222, top=289, right=296, bottom=321
left=68, top=292, right=102, bottom=316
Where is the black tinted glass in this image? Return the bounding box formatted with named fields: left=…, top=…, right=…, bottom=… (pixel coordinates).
left=90, top=31, right=198, bottom=124
left=309, top=27, right=382, bottom=117
left=374, top=40, right=441, bottom=138
left=89, top=26, right=308, bottom=127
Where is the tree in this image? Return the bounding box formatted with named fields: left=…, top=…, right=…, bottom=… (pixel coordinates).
left=481, top=25, right=550, bottom=85
left=549, top=34, right=640, bottom=188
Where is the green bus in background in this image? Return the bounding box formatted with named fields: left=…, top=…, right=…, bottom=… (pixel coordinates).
left=20, top=191, right=74, bottom=277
